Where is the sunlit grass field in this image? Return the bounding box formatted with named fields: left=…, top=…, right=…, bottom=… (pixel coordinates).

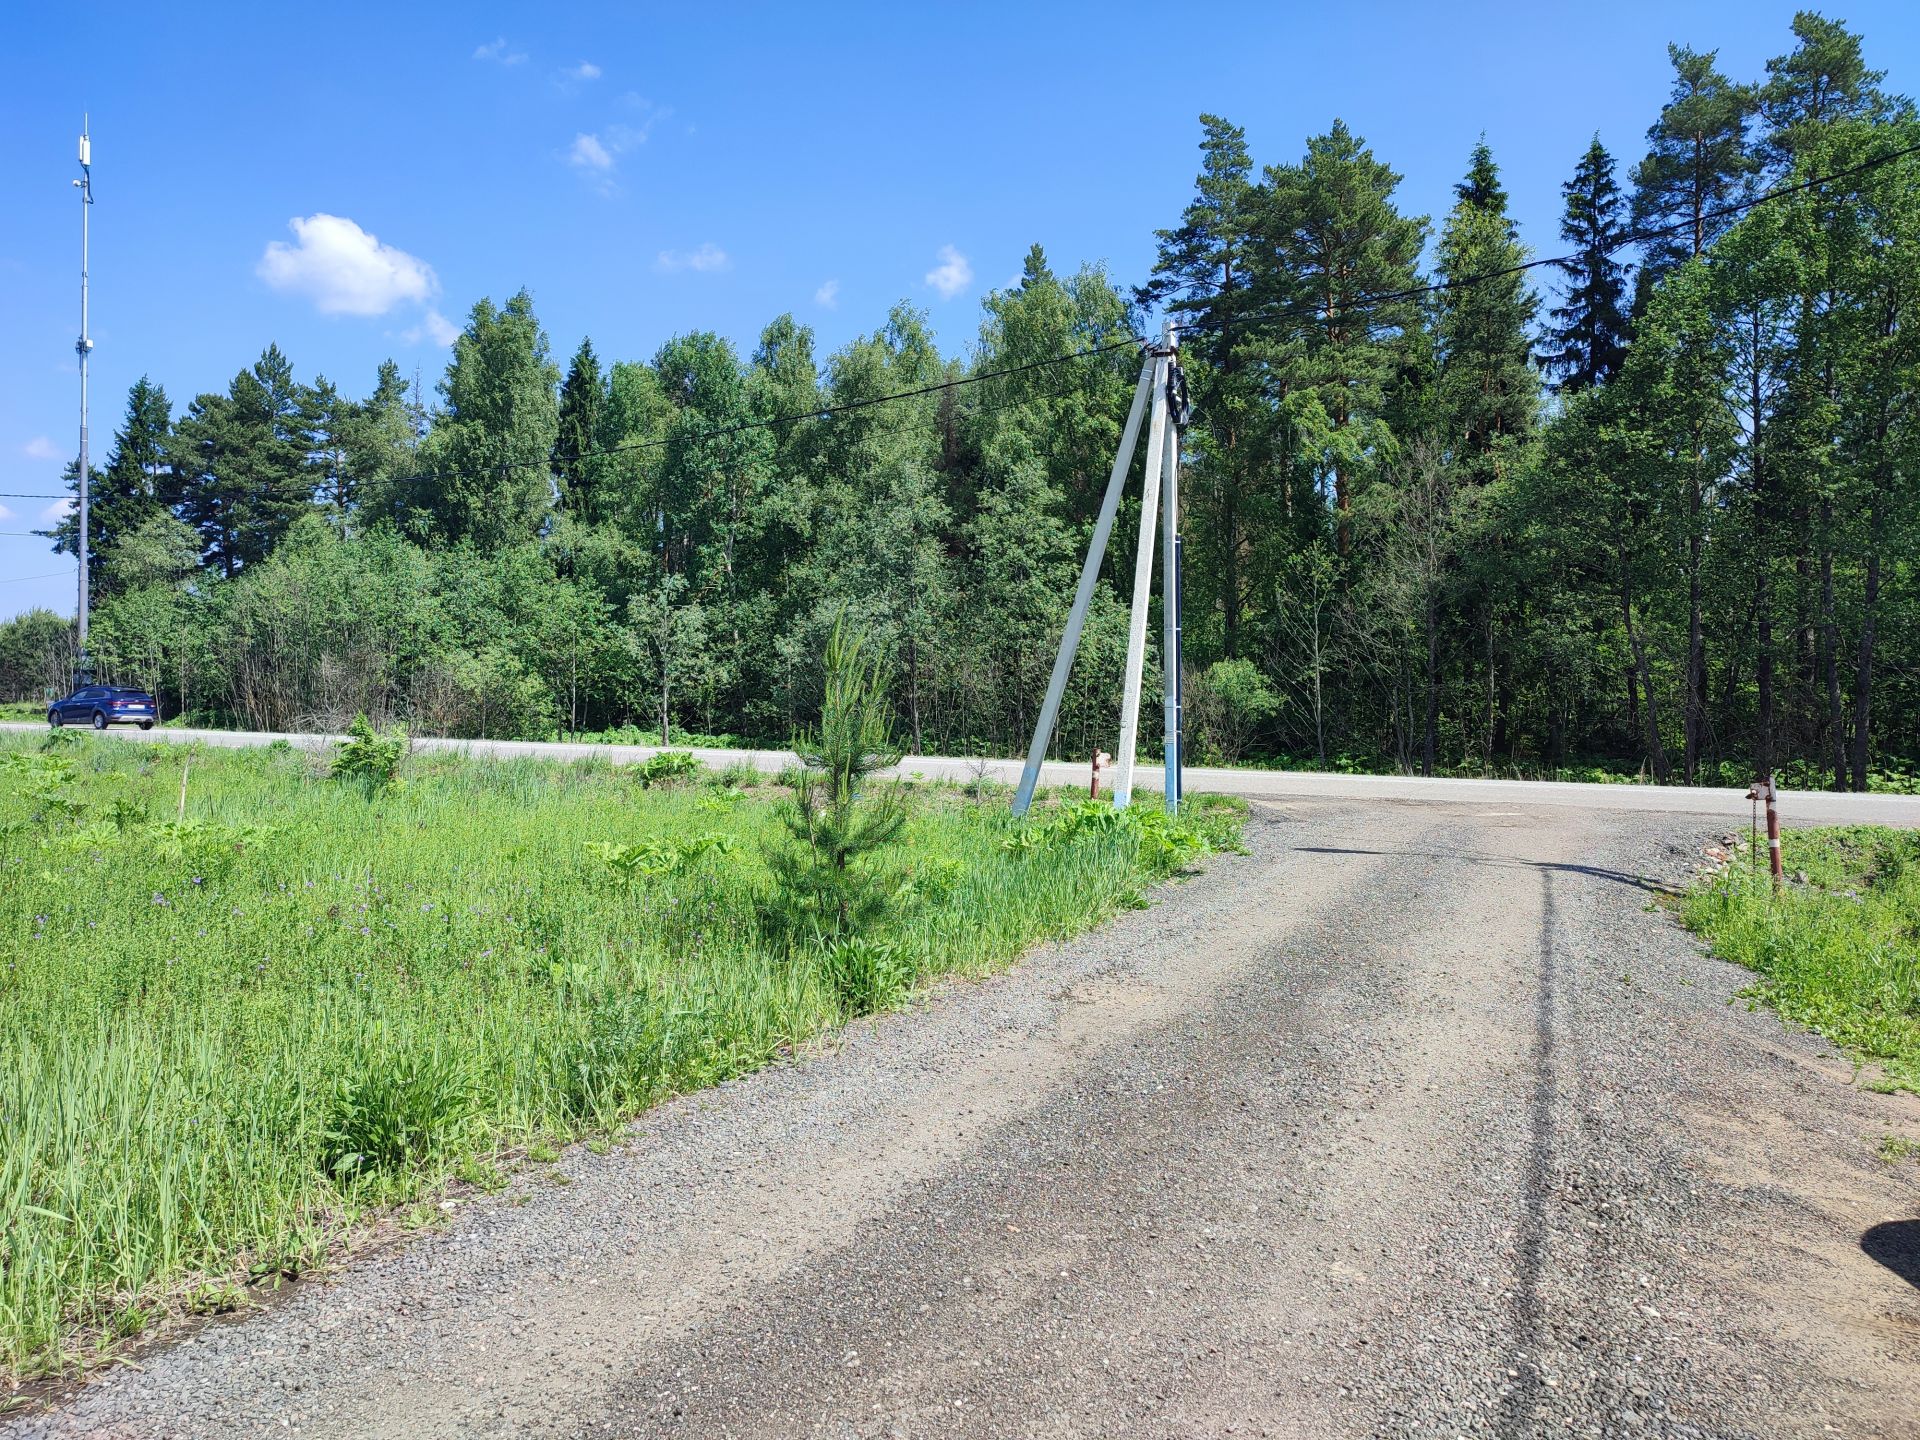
left=0, top=733, right=1242, bottom=1379
left=1684, top=826, right=1920, bottom=1094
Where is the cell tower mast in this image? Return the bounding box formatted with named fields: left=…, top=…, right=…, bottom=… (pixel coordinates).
left=73, top=119, right=94, bottom=679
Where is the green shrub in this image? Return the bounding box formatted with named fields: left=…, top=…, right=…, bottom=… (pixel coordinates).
left=330, top=714, right=408, bottom=789
left=635, top=750, right=705, bottom=788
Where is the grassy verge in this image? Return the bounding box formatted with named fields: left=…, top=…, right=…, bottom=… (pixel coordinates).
left=1682, top=826, right=1920, bottom=1094
left=0, top=734, right=1243, bottom=1380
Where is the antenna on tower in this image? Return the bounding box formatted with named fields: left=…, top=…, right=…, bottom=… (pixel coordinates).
left=73, top=117, right=95, bottom=682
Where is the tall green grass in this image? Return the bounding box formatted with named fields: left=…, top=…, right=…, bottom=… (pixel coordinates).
left=1683, top=826, right=1920, bottom=1093
left=0, top=735, right=1241, bottom=1378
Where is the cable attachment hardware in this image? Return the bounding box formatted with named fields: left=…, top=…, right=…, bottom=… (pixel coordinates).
left=1165, top=362, right=1192, bottom=428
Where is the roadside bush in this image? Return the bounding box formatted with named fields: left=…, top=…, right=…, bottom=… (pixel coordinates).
left=636, top=750, right=705, bottom=788
left=331, top=713, right=409, bottom=789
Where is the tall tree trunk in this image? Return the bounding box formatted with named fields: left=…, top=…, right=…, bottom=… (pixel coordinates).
left=1621, top=579, right=1672, bottom=784
left=1684, top=457, right=1705, bottom=783
left=1422, top=592, right=1438, bottom=778
left=1752, top=313, right=1775, bottom=780
left=1818, top=500, right=1847, bottom=792
left=1850, top=490, right=1882, bottom=793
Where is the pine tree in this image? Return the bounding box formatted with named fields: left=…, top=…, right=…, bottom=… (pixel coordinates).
left=1544, top=138, right=1633, bottom=391
left=1759, top=12, right=1892, bottom=173
left=171, top=346, right=314, bottom=576
left=1255, top=120, right=1427, bottom=555
left=553, top=337, right=605, bottom=518
left=1630, top=45, right=1755, bottom=296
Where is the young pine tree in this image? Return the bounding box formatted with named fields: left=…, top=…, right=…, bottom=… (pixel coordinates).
left=767, top=617, right=907, bottom=941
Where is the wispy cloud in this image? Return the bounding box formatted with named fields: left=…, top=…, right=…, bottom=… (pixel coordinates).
left=41, top=499, right=73, bottom=523
left=568, top=133, right=614, bottom=172
left=568, top=61, right=601, bottom=81
left=22, top=436, right=58, bottom=461
left=656, top=243, right=730, bottom=274
left=0, top=504, right=15, bottom=522
left=925, top=245, right=973, bottom=300
left=473, top=37, right=526, bottom=65
left=401, top=309, right=460, bottom=348
left=814, top=279, right=840, bottom=309
left=257, top=214, right=438, bottom=317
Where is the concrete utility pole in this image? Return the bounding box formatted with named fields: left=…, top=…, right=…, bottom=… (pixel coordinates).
left=1012, top=323, right=1188, bottom=817
left=74, top=119, right=94, bottom=680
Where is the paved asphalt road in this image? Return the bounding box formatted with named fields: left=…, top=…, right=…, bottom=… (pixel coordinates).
left=7, top=721, right=1920, bottom=826
left=12, top=780, right=1919, bottom=1437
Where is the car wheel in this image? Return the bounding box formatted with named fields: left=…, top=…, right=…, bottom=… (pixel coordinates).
left=139, top=721, right=154, bottom=731
left=48, top=709, right=62, bottom=727
left=91, top=710, right=108, bottom=730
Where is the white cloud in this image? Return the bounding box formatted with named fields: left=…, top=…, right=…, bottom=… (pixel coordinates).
left=656, top=243, right=730, bottom=274
left=473, top=38, right=526, bottom=64
left=568, top=133, right=614, bottom=171
left=41, top=499, right=73, bottom=523
left=924, top=244, right=973, bottom=300
left=569, top=61, right=601, bottom=81
left=0, top=504, right=15, bottom=522
left=257, top=215, right=438, bottom=317
left=22, top=436, right=58, bottom=460
left=402, top=308, right=460, bottom=348
left=814, top=279, right=840, bottom=309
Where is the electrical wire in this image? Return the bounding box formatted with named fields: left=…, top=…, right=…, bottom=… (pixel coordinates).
left=0, top=568, right=76, bottom=584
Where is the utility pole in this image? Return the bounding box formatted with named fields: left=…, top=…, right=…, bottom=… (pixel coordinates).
left=1012, top=323, right=1189, bottom=817
left=73, top=119, right=94, bottom=681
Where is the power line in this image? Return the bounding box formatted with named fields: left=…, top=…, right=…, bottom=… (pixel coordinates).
left=0, top=492, right=71, bottom=500
left=1175, top=138, right=1920, bottom=337
left=408, top=331, right=1152, bottom=493
left=0, top=568, right=77, bottom=584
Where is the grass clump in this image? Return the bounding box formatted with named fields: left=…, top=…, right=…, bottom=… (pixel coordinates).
left=0, top=731, right=1241, bottom=1378
left=1682, top=826, right=1920, bottom=1093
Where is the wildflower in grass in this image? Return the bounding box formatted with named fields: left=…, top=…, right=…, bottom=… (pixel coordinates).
left=152, top=892, right=168, bottom=907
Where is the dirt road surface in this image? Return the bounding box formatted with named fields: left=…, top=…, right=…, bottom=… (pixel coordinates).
left=13, top=795, right=1920, bottom=1438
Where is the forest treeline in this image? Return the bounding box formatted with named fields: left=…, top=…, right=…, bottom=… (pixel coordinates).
left=5, top=12, right=1916, bottom=788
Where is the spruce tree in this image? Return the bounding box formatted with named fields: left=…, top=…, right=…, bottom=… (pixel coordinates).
left=45, top=377, right=173, bottom=600
left=1434, top=142, right=1539, bottom=467
left=553, top=337, right=605, bottom=518
left=1544, top=138, right=1632, bottom=392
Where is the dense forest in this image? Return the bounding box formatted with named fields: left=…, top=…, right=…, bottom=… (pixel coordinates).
left=5, top=13, right=1916, bottom=788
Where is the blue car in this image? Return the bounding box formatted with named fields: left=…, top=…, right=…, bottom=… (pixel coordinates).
left=48, top=685, right=157, bottom=731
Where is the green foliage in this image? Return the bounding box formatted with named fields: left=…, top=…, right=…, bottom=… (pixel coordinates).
left=0, top=734, right=1227, bottom=1375
left=818, top=937, right=915, bottom=1016
left=1187, top=658, right=1282, bottom=763
left=1683, top=826, right=1920, bottom=1092
left=322, top=1048, right=474, bottom=1185
left=635, top=750, right=705, bottom=788
left=331, top=713, right=409, bottom=789
left=765, top=619, right=908, bottom=939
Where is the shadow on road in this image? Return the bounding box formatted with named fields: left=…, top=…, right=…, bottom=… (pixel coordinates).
left=1862, top=1220, right=1920, bottom=1290
left=1293, top=846, right=1683, bottom=898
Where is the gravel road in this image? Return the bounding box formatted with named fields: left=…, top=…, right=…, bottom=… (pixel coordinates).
left=12, top=795, right=1920, bottom=1438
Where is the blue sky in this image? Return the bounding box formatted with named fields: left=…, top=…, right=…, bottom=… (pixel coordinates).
left=3, top=1, right=1915, bottom=619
